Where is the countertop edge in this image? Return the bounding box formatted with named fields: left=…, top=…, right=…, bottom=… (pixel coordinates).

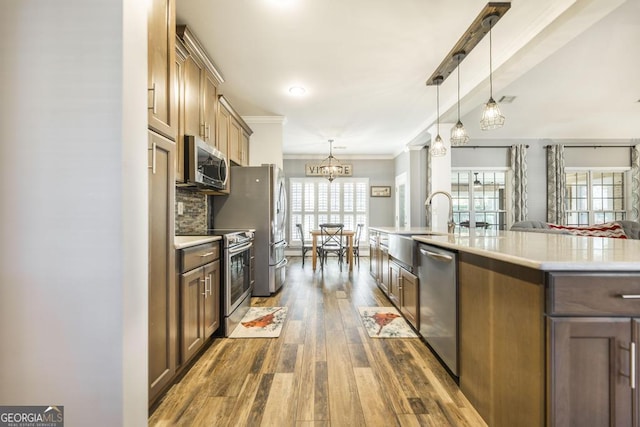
left=174, top=235, right=223, bottom=249
left=412, top=235, right=640, bottom=272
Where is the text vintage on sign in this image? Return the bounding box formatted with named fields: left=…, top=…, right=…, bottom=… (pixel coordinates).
left=305, top=163, right=353, bottom=177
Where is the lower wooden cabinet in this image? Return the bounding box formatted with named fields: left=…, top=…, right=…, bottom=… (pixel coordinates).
left=388, top=261, right=402, bottom=308
left=399, top=267, right=418, bottom=330
left=369, top=232, right=379, bottom=281
left=179, top=242, right=220, bottom=365
left=548, top=317, right=634, bottom=426
left=148, top=131, right=176, bottom=405
left=546, top=272, right=640, bottom=426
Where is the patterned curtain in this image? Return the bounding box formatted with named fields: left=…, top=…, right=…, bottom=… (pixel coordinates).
left=632, top=144, right=640, bottom=221
left=546, top=144, right=566, bottom=224
left=510, top=144, right=528, bottom=223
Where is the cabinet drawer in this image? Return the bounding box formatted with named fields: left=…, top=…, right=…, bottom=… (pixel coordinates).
left=181, top=242, right=219, bottom=272
left=548, top=273, right=640, bottom=316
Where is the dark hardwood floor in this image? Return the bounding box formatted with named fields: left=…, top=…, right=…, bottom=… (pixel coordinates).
left=149, top=257, right=486, bottom=426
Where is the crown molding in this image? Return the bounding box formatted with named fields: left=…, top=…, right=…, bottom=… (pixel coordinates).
left=242, top=116, right=288, bottom=125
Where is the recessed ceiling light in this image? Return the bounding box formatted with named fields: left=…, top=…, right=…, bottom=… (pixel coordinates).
left=288, top=86, right=306, bottom=96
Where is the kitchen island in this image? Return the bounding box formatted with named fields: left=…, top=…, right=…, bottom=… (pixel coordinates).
left=413, top=230, right=640, bottom=427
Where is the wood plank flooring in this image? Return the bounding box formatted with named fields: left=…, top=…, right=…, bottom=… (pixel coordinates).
left=149, top=257, right=486, bottom=427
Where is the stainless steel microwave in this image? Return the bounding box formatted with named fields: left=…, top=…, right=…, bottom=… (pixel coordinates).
left=183, top=135, right=228, bottom=190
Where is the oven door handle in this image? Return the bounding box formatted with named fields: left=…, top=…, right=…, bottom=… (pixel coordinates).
left=275, top=258, right=288, bottom=269
left=228, top=242, right=253, bottom=255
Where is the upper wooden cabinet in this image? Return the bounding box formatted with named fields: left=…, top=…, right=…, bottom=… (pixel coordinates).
left=219, top=95, right=253, bottom=166
left=202, top=74, right=218, bottom=145
left=182, top=54, right=203, bottom=143
left=147, top=0, right=177, bottom=140
left=176, top=26, right=223, bottom=147
left=174, top=37, right=188, bottom=182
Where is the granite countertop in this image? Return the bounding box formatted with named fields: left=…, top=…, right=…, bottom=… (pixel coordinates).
left=174, top=235, right=222, bottom=249
left=413, top=229, right=640, bottom=272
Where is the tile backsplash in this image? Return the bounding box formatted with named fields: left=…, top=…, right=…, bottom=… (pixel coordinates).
left=175, top=188, right=207, bottom=234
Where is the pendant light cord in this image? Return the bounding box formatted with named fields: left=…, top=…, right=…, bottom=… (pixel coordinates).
left=436, top=83, right=440, bottom=134
left=457, top=58, right=461, bottom=120
left=488, top=24, right=493, bottom=97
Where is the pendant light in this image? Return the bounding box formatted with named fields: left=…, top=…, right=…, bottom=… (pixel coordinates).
left=480, top=13, right=505, bottom=131
left=318, top=139, right=343, bottom=182
left=450, top=51, right=470, bottom=145
left=430, top=76, right=446, bottom=157
left=473, top=172, right=482, bottom=189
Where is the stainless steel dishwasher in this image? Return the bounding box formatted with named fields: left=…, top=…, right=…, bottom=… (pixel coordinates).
left=417, top=243, right=458, bottom=376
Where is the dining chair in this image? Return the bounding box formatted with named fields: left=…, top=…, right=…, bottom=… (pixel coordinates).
left=352, top=223, right=364, bottom=267
left=318, top=223, right=346, bottom=271
left=295, top=223, right=314, bottom=266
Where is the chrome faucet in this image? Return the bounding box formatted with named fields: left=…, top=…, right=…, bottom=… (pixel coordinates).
left=425, top=191, right=455, bottom=234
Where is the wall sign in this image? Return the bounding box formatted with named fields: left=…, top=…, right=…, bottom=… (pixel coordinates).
left=370, top=186, right=391, bottom=197
left=305, top=163, right=353, bottom=177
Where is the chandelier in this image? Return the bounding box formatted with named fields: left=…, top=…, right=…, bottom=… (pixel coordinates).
left=319, top=139, right=343, bottom=182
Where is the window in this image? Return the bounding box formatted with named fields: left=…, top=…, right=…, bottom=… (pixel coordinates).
left=289, top=178, right=369, bottom=245
left=451, top=170, right=508, bottom=230
left=564, top=170, right=627, bottom=226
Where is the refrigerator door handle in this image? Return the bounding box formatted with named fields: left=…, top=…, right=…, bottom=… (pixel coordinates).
left=275, top=258, right=288, bottom=269
left=274, top=240, right=288, bottom=249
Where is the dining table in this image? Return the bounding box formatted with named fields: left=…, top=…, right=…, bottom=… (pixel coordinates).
left=310, top=229, right=355, bottom=272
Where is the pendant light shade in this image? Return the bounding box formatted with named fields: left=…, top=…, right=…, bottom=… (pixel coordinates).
left=480, top=14, right=505, bottom=131
left=318, top=139, right=343, bottom=182
left=450, top=52, right=470, bottom=146
left=430, top=76, right=447, bottom=157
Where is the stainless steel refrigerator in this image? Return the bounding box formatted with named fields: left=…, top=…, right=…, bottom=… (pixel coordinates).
left=212, top=164, right=288, bottom=296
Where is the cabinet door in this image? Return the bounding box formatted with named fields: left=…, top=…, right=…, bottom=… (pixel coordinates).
left=202, top=73, right=217, bottom=145
left=240, top=130, right=250, bottom=165
left=549, top=317, right=633, bottom=427
left=203, top=260, right=221, bottom=338
left=216, top=102, right=230, bottom=159
left=634, top=319, right=640, bottom=427
left=369, top=234, right=378, bottom=280
left=380, top=246, right=389, bottom=293
left=388, top=261, right=401, bottom=307
left=174, top=42, right=186, bottom=182
left=147, top=0, right=176, bottom=139
left=183, top=55, right=203, bottom=139
left=400, top=269, right=418, bottom=330
left=229, top=118, right=241, bottom=165
left=181, top=267, right=205, bottom=364
left=148, top=131, right=176, bottom=403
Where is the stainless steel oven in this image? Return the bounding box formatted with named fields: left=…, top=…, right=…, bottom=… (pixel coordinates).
left=218, top=230, right=254, bottom=336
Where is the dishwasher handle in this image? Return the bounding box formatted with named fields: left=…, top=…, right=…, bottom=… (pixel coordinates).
left=420, top=248, right=453, bottom=262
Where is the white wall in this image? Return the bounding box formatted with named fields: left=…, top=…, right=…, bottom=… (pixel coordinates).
left=283, top=157, right=396, bottom=228
left=244, top=116, right=285, bottom=169
left=0, top=1, right=147, bottom=426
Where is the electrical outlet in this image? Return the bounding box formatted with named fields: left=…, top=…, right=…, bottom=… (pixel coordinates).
left=177, top=202, right=184, bottom=215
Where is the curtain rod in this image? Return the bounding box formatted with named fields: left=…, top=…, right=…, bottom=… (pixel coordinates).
left=543, top=144, right=635, bottom=148
left=451, top=145, right=529, bottom=149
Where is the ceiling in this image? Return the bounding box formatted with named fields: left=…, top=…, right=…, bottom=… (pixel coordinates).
left=176, top=0, right=640, bottom=157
